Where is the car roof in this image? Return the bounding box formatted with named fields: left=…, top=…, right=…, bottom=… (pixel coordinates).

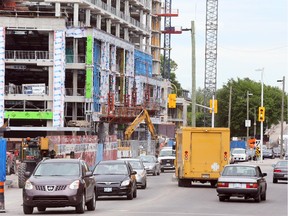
left=98, top=160, right=127, bottom=165
left=40, top=158, right=81, bottom=164
left=225, top=164, right=258, bottom=168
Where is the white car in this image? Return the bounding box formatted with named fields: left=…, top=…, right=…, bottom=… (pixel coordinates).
left=158, top=147, right=176, bottom=172
left=231, top=148, right=248, bottom=162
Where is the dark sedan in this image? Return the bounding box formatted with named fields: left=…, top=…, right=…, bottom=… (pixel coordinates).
left=93, top=160, right=137, bottom=200
left=23, top=158, right=96, bottom=214
left=217, top=164, right=267, bottom=202
left=272, top=160, right=288, bottom=183
left=262, top=149, right=275, bottom=159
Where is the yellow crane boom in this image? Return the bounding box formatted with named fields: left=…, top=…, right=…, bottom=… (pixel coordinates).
left=124, top=109, right=157, bottom=140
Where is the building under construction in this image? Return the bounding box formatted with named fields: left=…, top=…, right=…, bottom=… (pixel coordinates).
left=0, top=0, right=181, bottom=143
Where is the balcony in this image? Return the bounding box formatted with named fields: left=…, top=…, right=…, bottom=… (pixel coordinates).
left=5, top=50, right=53, bottom=63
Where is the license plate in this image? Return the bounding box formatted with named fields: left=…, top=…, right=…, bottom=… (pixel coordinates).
left=104, top=187, right=112, bottom=192
left=284, top=175, right=288, bottom=178
left=229, top=183, right=244, bottom=188
left=202, top=174, right=210, bottom=178
left=166, top=163, right=171, bottom=166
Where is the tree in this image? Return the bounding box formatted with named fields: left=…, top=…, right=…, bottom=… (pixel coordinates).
left=160, top=55, right=183, bottom=97
left=215, top=78, right=287, bottom=138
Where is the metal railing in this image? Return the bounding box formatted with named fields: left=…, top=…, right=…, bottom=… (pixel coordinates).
left=5, top=50, right=53, bottom=61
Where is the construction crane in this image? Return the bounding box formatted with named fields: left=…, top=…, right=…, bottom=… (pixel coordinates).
left=204, top=0, right=219, bottom=126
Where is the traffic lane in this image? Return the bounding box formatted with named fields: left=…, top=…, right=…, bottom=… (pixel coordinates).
left=3, top=168, right=287, bottom=216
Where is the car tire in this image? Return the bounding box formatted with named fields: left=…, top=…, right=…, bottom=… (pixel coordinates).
left=142, top=181, right=147, bottom=189
left=161, top=168, right=164, bottom=173
left=23, top=204, right=33, bottom=214
left=133, top=187, right=137, bottom=198
left=157, top=169, right=160, bottom=175
left=261, top=191, right=266, bottom=201
left=86, top=191, right=96, bottom=211
left=254, top=192, right=261, bottom=203
left=127, top=189, right=133, bottom=200
left=75, top=194, right=85, bottom=214
left=153, top=170, right=156, bottom=176
left=273, top=178, right=278, bottom=183
left=37, top=207, right=46, bottom=212
left=219, top=196, right=225, bottom=202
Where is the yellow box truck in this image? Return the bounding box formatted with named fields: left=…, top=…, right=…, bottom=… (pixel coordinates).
left=174, top=127, right=230, bottom=187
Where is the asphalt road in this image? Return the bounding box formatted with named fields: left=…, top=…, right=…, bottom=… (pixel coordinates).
left=3, top=158, right=288, bottom=216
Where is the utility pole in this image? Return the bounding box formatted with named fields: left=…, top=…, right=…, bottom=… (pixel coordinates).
left=182, top=21, right=196, bottom=127
left=228, top=85, right=232, bottom=128
left=277, top=76, right=285, bottom=159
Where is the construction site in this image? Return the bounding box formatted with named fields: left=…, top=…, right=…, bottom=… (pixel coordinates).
left=0, top=0, right=190, bottom=166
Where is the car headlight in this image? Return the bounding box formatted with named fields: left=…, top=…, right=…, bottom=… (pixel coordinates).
left=69, top=180, right=80, bottom=190
left=121, top=180, right=130, bottom=186
left=25, top=180, right=33, bottom=190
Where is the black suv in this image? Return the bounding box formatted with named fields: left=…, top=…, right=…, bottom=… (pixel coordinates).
left=22, top=158, right=96, bottom=214
left=93, top=160, right=137, bottom=200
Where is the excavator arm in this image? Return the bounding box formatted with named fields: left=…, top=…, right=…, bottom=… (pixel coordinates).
left=124, top=109, right=157, bottom=140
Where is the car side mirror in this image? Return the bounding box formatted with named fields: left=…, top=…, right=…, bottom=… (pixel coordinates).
left=24, top=171, right=31, bottom=178
left=262, top=173, right=267, bottom=177
left=85, top=171, right=93, bottom=177
left=131, top=170, right=137, bottom=175
left=272, top=164, right=275, bottom=168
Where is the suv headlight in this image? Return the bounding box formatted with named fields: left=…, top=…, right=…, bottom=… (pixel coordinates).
left=121, top=180, right=130, bottom=186
left=69, top=180, right=80, bottom=190
left=25, top=180, right=33, bottom=190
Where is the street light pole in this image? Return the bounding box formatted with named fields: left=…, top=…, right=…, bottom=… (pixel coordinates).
left=246, top=91, right=253, bottom=148
left=277, top=76, right=285, bottom=159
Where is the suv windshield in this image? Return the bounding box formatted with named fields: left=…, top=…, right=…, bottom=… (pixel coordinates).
left=159, top=150, right=176, bottom=157
left=34, top=162, right=80, bottom=176
left=93, top=164, right=128, bottom=175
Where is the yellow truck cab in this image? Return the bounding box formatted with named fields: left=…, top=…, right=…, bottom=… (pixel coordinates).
left=174, top=127, right=230, bottom=187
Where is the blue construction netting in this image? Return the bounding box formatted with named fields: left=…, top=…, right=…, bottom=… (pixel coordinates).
left=134, top=50, right=152, bottom=77
left=0, top=138, right=7, bottom=182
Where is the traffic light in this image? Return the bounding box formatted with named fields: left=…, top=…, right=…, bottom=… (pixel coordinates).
left=209, top=99, right=218, bottom=113
left=168, top=94, right=176, bottom=108
left=258, top=106, right=265, bottom=122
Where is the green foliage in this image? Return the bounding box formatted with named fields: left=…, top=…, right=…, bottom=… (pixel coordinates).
left=215, top=78, right=287, bottom=137
left=160, top=55, right=183, bottom=97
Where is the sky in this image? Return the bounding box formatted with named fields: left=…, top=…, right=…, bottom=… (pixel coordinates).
left=167, top=0, right=288, bottom=93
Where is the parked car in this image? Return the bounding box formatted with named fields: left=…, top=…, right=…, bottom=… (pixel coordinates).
left=158, top=147, right=176, bottom=172
left=231, top=148, right=248, bottom=162
left=246, top=149, right=256, bottom=161
left=262, top=148, right=275, bottom=159
left=216, top=164, right=267, bottom=202
left=22, top=158, right=96, bottom=214
left=272, top=147, right=285, bottom=158
left=272, top=160, right=288, bottom=183
left=118, top=158, right=147, bottom=189
left=138, top=155, right=160, bottom=176
left=93, top=160, right=137, bottom=200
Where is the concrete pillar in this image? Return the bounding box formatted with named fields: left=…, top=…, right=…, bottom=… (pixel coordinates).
left=73, top=38, right=78, bottom=63
left=139, top=35, right=143, bottom=50
left=124, top=0, right=129, bottom=15
left=106, top=19, right=111, bottom=34
left=73, top=3, right=79, bottom=27
left=85, top=9, right=91, bottom=27
left=140, top=10, right=143, bottom=24
left=115, top=23, right=120, bottom=37
left=146, top=13, right=151, bottom=31
left=55, top=2, right=61, bottom=17
left=124, top=28, right=129, bottom=41
left=116, top=0, right=120, bottom=15
left=47, top=31, right=54, bottom=127
left=96, top=14, right=101, bottom=29
left=146, top=37, right=151, bottom=54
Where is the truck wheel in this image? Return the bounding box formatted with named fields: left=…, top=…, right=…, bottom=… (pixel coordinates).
left=10, top=158, right=17, bottom=174
left=6, top=157, right=11, bottom=175
left=18, top=163, right=27, bottom=188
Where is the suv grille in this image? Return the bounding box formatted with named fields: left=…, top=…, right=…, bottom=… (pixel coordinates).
left=162, top=159, right=174, bottom=165
left=35, top=185, right=67, bottom=191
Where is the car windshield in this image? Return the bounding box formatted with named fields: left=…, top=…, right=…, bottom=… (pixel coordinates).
left=93, top=164, right=128, bottom=175
left=34, top=162, right=80, bottom=176
left=140, top=156, right=155, bottom=163
left=232, top=149, right=245, bottom=154
left=159, top=150, right=176, bottom=157
left=128, top=161, right=143, bottom=169
left=276, top=161, right=288, bottom=167
left=222, top=166, right=257, bottom=177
